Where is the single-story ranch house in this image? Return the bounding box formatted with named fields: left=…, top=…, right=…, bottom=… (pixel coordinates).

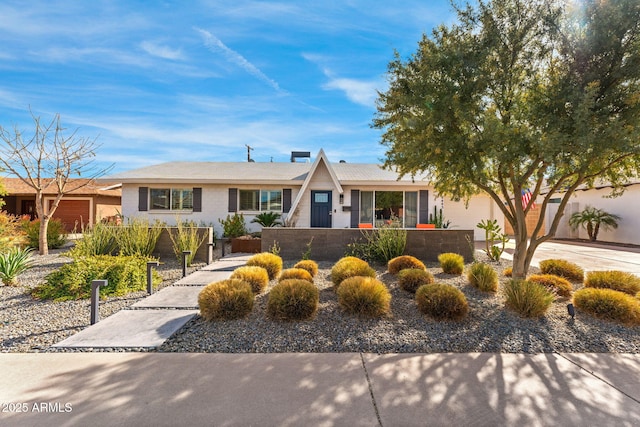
left=104, top=150, right=503, bottom=242
left=2, top=177, right=122, bottom=232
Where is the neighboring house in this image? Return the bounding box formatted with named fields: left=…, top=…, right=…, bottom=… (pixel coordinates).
left=1, top=178, right=122, bottom=232
left=546, top=180, right=640, bottom=245
left=102, top=149, right=504, bottom=240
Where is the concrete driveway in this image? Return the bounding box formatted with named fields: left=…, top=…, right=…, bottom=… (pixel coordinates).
left=501, top=240, right=640, bottom=276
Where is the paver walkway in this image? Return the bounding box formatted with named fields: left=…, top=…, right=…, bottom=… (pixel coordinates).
left=52, top=254, right=253, bottom=349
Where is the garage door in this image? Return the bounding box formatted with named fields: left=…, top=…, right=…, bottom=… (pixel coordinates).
left=50, top=200, right=91, bottom=232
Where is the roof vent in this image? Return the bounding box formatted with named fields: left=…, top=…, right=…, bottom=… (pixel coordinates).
left=339, top=160, right=346, bottom=163
left=290, top=151, right=311, bottom=163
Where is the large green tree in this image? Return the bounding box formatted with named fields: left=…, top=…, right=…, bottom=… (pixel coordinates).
left=374, top=0, right=640, bottom=278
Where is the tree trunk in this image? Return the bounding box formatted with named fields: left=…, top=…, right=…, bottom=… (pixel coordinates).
left=39, top=217, right=49, bottom=256
left=511, top=233, right=530, bottom=279
left=592, top=223, right=600, bottom=241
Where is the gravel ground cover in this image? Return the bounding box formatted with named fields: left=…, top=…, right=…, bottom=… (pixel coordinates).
left=160, top=256, right=640, bottom=354
left=2, top=249, right=638, bottom=353
left=0, top=248, right=203, bottom=353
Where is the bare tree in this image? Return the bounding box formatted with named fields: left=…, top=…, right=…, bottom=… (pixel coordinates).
left=0, top=111, right=114, bottom=254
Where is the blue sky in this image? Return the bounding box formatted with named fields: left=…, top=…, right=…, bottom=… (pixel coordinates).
left=0, top=0, right=456, bottom=174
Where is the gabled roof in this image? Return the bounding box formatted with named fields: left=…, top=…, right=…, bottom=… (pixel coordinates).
left=288, top=149, right=343, bottom=217
left=2, top=177, right=122, bottom=197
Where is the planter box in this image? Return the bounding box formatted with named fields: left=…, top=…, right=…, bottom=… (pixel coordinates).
left=231, top=237, right=262, bottom=253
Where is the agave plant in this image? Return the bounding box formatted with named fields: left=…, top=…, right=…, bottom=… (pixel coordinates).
left=0, top=247, right=34, bottom=286
left=569, top=206, right=621, bottom=242
left=251, top=211, right=282, bottom=228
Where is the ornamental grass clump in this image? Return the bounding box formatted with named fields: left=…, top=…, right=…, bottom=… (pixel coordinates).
left=167, top=219, right=208, bottom=266
left=0, top=247, right=34, bottom=286
left=330, top=256, right=376, bottom=287
left=539, top=259, right=584, bottom=282
left=527, top=274, right=573, bottom=298
left=438, top=252, right=464, bottom=275
left=246, top=252, right=283, bottom=280
left=388, top=255, right=426, bottom=274
left=467, top=262, right=499, bottom=292
left=198, top=279, right=254, bottom=321
left=230, top=266, right=270, bottom=294
left=267, top=279, right=319, bottom=321
left=503, top=267, right=513, bottom=277
left=415, top=283, right=468, bottom=321
left=398, top=268, right=434, bottom=293
left=573, top=288, right=640, bottom=326
left=503, top=280, right=554, bottom=318
left=584, top=271, right=640, bottom=296
left=279, top=267, right=313, bottom=283
left=116, top=217, right=163, bottom=257
left=293, top=259, right=318, bottom=278
left=68, top=222, right=117, bottom=257
left=337, top=276, right=391, bottom=317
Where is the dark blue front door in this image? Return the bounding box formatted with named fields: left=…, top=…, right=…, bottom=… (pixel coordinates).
left=311, top=191, right=332, bottom=228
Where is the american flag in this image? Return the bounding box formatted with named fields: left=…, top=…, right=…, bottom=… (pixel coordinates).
left=521, top=189, right=536, bottom=209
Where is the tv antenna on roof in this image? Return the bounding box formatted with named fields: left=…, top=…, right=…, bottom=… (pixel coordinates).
left=245, top=144, right=254, bottom=162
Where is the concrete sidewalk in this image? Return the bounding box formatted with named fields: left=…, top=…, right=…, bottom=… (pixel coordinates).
left=1, top=352, right=639, bottom=426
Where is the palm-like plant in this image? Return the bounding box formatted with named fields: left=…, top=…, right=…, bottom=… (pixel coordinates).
left=0, top=247, right=34, bottom=286
left=569, top=206, right=621, bottom=242
left=251, top=212, right=282, bottom=228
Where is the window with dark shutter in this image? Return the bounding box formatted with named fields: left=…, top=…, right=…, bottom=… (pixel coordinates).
left=228, top=188, right=238, bottom=212
left=282, top=189, right=292, bottom=213
left=139, top=187, right=148, bottom=212
left=419, top=190, right=429, bottom=224
left=193, top=188, right=202, bottom=212
left=350, top=189, right=360, bottom=228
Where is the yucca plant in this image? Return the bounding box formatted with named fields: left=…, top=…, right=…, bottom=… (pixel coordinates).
left=0, top=247, right=34, bottom=286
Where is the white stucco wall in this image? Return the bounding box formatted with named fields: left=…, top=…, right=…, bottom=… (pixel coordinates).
left=546, top=184, right=640, bottom=245
left=443, top=194, right=505, bottom=241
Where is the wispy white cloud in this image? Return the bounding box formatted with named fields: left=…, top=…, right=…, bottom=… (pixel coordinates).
left=195, top=27, right=284, bottom=93
left=140, top=41, right=184, bottom=60
left=322, top=76, right=381, bottom=108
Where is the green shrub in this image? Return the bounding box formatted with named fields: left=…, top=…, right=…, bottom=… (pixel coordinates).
left=415, top=283, right=469, bottom=320
left=21, top=218, right=68, bottom=250
left=337, top=276, right=391, bottom=317
left=67, top=222, right=117, bottom=257
left=467, top=263, right=499, bottom=292
left=388, top=255, right=426, bottom=274
left=293, top=260, right=318, bottom=278
left=246, top=252, right=283, bottom=280
left=0, top=247, right=34, bottom=286
left=218, top=213, right=248, bottom=238
left=32, top=255, right=160, bottom=301
left=330, top=256, right=376, bottom=287
left=503, top=280, right=554, bottom=318
left=267, top=279, right=319, bottom=320
left=438, top=252, right=464, bottom=275
left=0, top=211, right=26, bottom=253
left=398, top=268, right=434, bottom=293
left=279, top=268, right=313, bottom=283
left=230, top=266, right=270, bottom=294
left=346, top=226, right=407, bottom=263
left=527, top=274, right=573, bottom=298
left=115, top=217, right=163, bottom=257
left=584, top=271, right=640, bottom=296
left=573, top=288, right=640, bottom=325
left=198, top=279, right=254, bottom=320
left=539, top=259, right=584, bottom=282
left=167, top=219, right=208, bottom=266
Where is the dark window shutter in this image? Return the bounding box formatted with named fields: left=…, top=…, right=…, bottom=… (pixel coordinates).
left=193, top=188, right=202, bottom=212
left=282, top=189, right=292, bottom=213
left=350, top=190, right=360, bottom=228
left=139, top=187, right=148, bottom=212
left=228, top=188, right=238, bottom=212
left=419, top=190, right=429, bottom=223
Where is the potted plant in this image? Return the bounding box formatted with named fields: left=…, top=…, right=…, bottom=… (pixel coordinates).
left=218, top=213, right=261, bottom=253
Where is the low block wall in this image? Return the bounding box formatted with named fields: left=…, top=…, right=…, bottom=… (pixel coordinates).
left=153, top=227, right=214, bottom=263
left=261, top=228, right=474, bottom=262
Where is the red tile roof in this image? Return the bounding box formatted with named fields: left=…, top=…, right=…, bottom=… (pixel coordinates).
left=1, top=177, right=121, bottom=197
